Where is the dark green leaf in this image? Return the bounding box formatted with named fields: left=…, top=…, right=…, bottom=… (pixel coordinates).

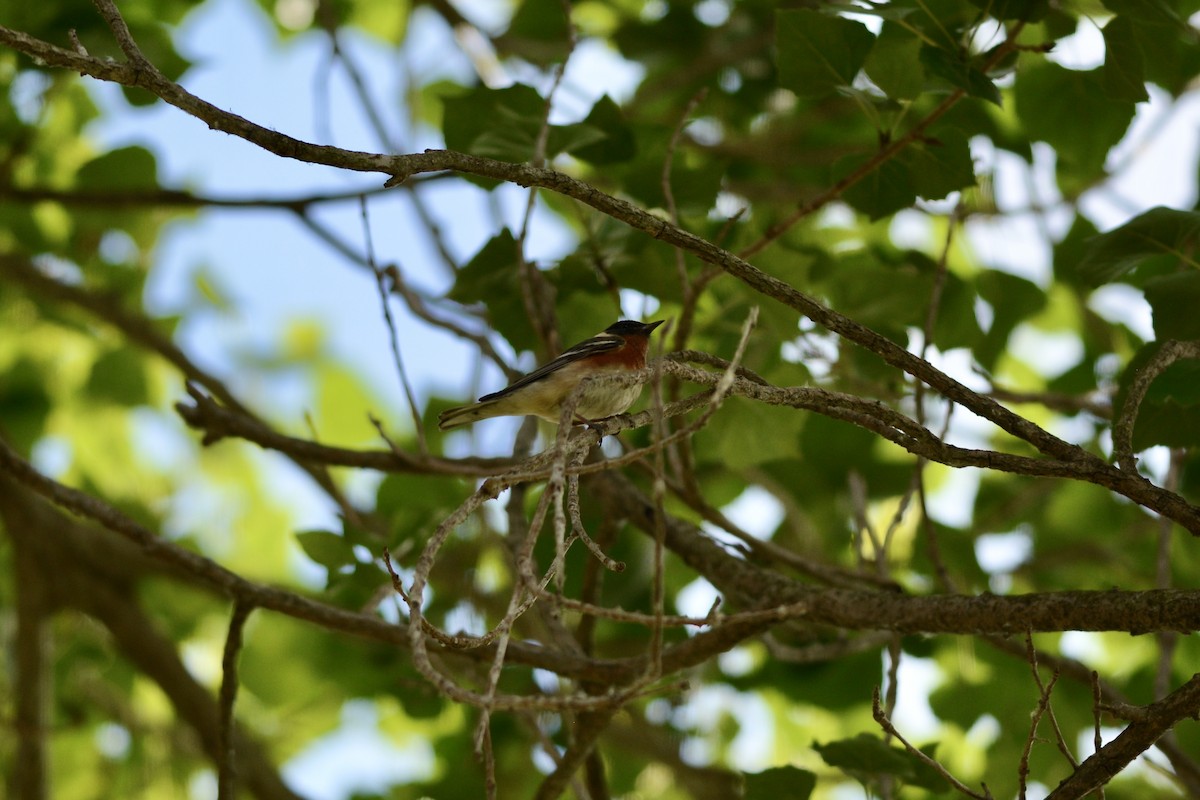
left=449, top=229, right=521, bottom=306
left=1015, top=62, right=1136, bottom=191
left=1076, top=207, right=1200, bottom=284
left=544, top=122, right=609, bottom=159
left=84, top=347, right=149, bottom=406
left=1115, top=342, right=1200, bottom=450
left=449, top=229, right=540, bottom=352
left=865, top=24, right=925, bottom=100
left=325, top=561, right=389, bottom=608
left=0, top=358, right=51, bottom=452
left=900, top=128, right=975, bottom=200
left=571, top=95, right=637, bottom=165
left=1052, top=212, right=1102, bottom=287
left=77, top=146, right=159, bottom=192
left=1106, top=0, right=1200, bottom=95
left=776, top=9, right=875, bottom=97
left=502, top=0, right=570, bottom=65
left=919, top=45, right=1001, bottom=105
left=931, top=270, right=984, bottom=352
left=1101, top=16, right=1149, bottom=102
left=617, top=123, right=725, bottom=215
left=976, top=270, right=1046, bottom=369
left=376, top=471, right=473, bottom=548
left=815, top=734, right=949, bottom=792
left=743, top=766, right=817, bottom=800
left=838, top=156, right=915, bottom=219
left=442, top=84, right=621, bottom=166
left=295, top=530, right=357, bottom=571
left=443, top=85, right=544, bottom=163
left=1100, top=0, right=1186, bottom=28
left=814, top=733, right=911, bottom=774
left=967, top=0, right=1049, bottom=21
left=1146, top=272, right=1200, bottom=340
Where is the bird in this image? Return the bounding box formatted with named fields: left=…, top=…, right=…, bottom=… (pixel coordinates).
left=438, top=319, right=665, bottom=430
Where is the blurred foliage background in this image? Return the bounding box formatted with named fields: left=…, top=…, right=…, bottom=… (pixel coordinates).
left=3, top=0, right=1200, bottom=798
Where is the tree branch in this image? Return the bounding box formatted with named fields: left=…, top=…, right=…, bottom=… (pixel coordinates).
left=0, top=15, right=1125, bottom=477
left=1045, top=674, right=1200, bottom=800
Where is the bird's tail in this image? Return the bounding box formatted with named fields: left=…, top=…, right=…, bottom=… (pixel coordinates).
left=437, top=400, right=502, bottom=430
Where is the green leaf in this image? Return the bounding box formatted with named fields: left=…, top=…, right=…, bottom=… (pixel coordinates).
left=449, top=229, right=521, bottom=305
left=1104, top=0, right=1200, bottom=95
left=743, top=766, right=817, bottom=800
left=295, top=530, right=357, bottom=571
left=976, top=270, right=1046, bottom=369
left=503, top=0, right=571, bottom=65
left=376, top=472, right=471, bottom=548
left=571, top=95, right=636, bottom=165
left=544, top=122, right=609, bottom=159
left=76, top=146, right=159, bottom=192
left=1115, top=342, right=1200, bottom=450
left=900, top=128, right=975, bottom=201
left=325, top=561, right=389, bottom=609
left=1100, top=0, right=1186, bottom=28
left=865, top=24, right=925, bottom=100
left=838, top=156, right=915, bottom=221
left=775, top=9, right=876, bottom=97
left=443, top=85, right=545, bottom=163
left=1075, top=207, right=1200, bottom=284
left=696, top=400, right=805, bottom=470
left=1101, top=16, right=1149, bottom=102
left=617, top=123, right=726, bottom=215
left=0, top=358, right=52, bottom=452
left=814, top=734, right=950, bottom=792
left=442, top=84, right=622, bottom=168
left=1015, top=62, right=1136, bottom=191
left=1145, top=272, right=1200, bottom=340
left=919, top=45, right=1001, bottom=105
left=449, top=229, right=540, bottom=352
left=815, top=733, right=911, bottom=774
left=967, top=0, right=1049, bottom=21
left=84, top=347, right=149, bottom=406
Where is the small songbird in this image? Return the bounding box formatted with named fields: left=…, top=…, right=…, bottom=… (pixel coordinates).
left=438, top=319, right=664, bottom=430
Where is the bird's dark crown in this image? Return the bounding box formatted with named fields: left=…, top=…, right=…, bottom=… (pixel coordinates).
left=604, top=319, right=664, bottom=336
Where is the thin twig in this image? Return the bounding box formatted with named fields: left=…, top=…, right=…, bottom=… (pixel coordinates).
left=872, top=688, right=991, bottom=800
left=362, top=197, right=428, bottom=453
left=217, top=601, right=255, bottom=800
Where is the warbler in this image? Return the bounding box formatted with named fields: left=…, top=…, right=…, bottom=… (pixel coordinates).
left=438, top=319, right=664, bottom=430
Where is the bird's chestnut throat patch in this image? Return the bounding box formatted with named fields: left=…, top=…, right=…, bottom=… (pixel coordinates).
left=578, top=339, right=647, bottom=369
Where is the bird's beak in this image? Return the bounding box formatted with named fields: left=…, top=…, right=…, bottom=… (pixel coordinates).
left=643, top=320, right=665, bottom=334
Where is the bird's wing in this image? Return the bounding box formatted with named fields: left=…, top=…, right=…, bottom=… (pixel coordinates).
left=478, top=335, right=623, bottom=401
